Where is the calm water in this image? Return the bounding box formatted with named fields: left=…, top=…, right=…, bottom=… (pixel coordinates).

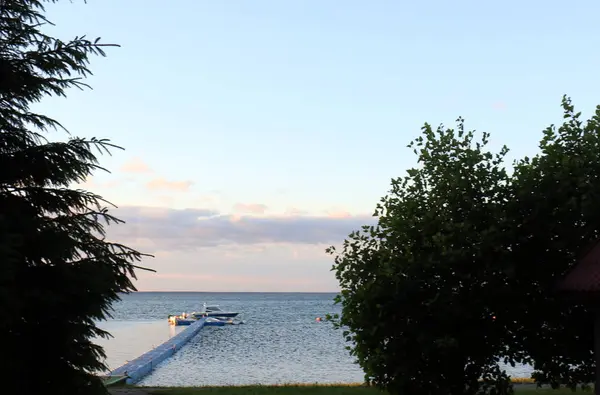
left=94, top=292, right=532, bottom=386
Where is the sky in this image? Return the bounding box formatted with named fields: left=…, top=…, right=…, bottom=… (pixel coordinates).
left=35, top=0, right=600, bottom=292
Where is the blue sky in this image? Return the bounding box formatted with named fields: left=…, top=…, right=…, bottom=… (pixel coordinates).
left=37, top=0, right=600, bottom=291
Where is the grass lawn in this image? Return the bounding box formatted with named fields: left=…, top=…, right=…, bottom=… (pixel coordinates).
left=147, top=384, right=593, bottom=395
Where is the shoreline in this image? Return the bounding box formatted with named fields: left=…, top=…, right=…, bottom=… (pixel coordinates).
left=108, top=382, right=589, bottom=395
left=108, top=378, right=537, bottom=389
left=133, top=379, right=537, bottom=388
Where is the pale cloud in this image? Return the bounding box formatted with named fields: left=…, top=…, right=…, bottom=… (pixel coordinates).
left=233, top=203, right=268, bottom=215
left=284, top=207, right=307, bottom=216
left=107, top=205, right=374, bottom=253
left=102, top=205, right=374, bottom=292
left=230, top=214, right=243, bottom=223
left=120, top=157, right=153, bottom=173
left=326, top=210, right=352, bottom=219
left=146, top=177, right=193, bottom=192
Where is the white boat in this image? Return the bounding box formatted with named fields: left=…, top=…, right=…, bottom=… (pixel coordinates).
left=191, top=303, right=239, bottom=319
left=206, top=304, right=240, bottom=318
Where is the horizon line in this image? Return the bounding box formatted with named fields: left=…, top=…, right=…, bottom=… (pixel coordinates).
left=131, top=290, right=341, bottom=294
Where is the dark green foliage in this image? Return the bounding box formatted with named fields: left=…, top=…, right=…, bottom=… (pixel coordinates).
left=506, top=98, right=600, bottom=388
left=0, top=1, right=150, bottom=394
left=329, top=96, right=600, bottom=395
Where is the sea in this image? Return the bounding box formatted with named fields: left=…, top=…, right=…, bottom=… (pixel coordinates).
left=94, top=292, right=533, bottom=387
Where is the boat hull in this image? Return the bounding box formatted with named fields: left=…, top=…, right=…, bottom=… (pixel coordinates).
left=173, top=319, right=195, bottom=326
left=204, top=320, right=226, bottom=327
left=204, top=317, right=244, bottom=326
left=192, top=311, right=239, bottom=319
left=168, top=316, right=196, bottom=326
left=207, top=311, right=239, bottom=318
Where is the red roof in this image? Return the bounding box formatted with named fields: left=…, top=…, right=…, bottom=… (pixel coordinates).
left=560, top=240, right=600, bottom=293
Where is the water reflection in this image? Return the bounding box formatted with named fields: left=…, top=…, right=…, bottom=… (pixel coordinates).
left=94, top=320, right=185, bottom=372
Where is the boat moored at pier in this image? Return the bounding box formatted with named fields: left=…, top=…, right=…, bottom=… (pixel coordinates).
left=169, top=304, right=241, bottom=326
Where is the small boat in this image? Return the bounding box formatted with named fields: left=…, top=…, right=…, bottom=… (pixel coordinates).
left=204, top=317, right=245, bottom=327
left=204, top=317, right=228, bottom=327
left=191, top=303, right=239, bottom=319
left=168, top=314, right=196, bottom=326
left=206, top=304, right=239, bottom=318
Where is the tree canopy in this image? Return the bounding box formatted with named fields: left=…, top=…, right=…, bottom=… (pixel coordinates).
left=329, top=97, right=600, bottom=395
left=0, top=1, right=149, bottom=394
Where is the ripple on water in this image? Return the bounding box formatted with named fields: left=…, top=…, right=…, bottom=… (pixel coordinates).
left=138, top=326, right=532, bottom=387
left=94, top=320, right=185, bottom=372
left=138, top=320, right=365, bottom=387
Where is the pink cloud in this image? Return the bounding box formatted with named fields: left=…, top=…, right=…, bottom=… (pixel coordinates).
left=120, top=157, right=153, bottom=173
left=230, top=214, right=243, bottom=223
left=233, top=203, right=268, bottom=215
left=325, top=207, right=353, bottom=218
left=146, top=177, right=193, bottom=192
left=326, top=210, right=352, bottom=219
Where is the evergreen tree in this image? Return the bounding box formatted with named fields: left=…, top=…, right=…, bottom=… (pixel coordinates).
left=0, top=1, right=150, bottom=394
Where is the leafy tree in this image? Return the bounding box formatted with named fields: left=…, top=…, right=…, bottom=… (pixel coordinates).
left=328, top=119, right=515, bottom=395
left=504, top=97, right=600, bottom=389
left=0, top=1, right=150, bottom=394
left=329, top=97, right=600, bottom=395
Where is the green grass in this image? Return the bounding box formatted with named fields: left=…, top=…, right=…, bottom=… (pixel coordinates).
left=147, top=384, right=593, bottom=395
left=516, top=388, right=592, bottom=394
